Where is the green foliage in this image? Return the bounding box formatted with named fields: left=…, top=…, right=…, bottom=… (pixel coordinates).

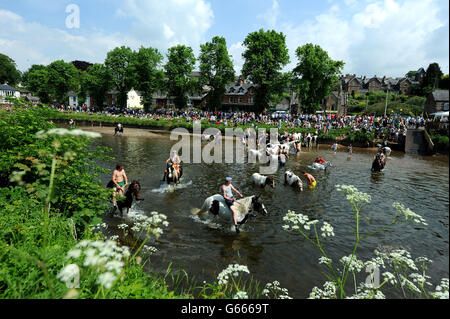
left=0, top=53, right=21, bottom=86
left=83, top=64, right=113, bottom=110
left=105, top=46, right=136, bottom=108
left=164, top=45, right=197, bottom=109
left=199, top=36, right=236, bottom=111
left=21, top=61, right=80, bottom=105
left=293, top=43, right=344, bottom=114
left=134, top=47, right=165, bottom=112
left=242, top=29, right=290, bottom=113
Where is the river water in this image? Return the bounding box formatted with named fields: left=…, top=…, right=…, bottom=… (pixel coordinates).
left=92, top=129, right=449, bottom=298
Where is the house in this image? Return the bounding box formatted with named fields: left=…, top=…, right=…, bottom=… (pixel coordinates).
left=220, top=77, right=256, bottom=111
left=68, top=91, right=91, bottom=108
left=424, top=90, right=449, bottom=116
left=19, top=89, right=40, bottom=105
left=341, top=74, right=414, bottom=96
left=0, top=84, right=21, bottom=104
left=322, top=91, right=348, bottom=115
left=127, top=89, right=143, bottom=109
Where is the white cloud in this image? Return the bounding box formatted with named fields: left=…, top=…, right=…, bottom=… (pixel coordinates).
left=277, top=0, right=449, bottom=77
left=0, top=0, right=214, bottom=71
left=118, top=0, right=214, bottom=52
left=258, top=0, right=280, bottom=28
left=228, top=42, right=245, bottom=75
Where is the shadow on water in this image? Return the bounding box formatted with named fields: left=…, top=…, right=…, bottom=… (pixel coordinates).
left=93, top=132, right=449, bottom=298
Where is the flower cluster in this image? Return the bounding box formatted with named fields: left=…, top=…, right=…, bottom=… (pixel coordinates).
left=58, top=240, right=130, bottom=290
left=261, top=281, right=292, bottom=299
left=336, top=185, right=371, bottom=207
left=308, top=281, right=337, bottom=299
left=392, top=202, right=427, bottom=226
left=320, top=222, right=335, bottom=238
left=233, top=291, right=249, bottom=299
left=129, top=212, right=169, bottom=239
left=282, top=210, right=332, bottom=238
left=217, top=264, right=250, bottom=286
left=431, top=278, right=449, bottom=299
left=35, top=128, right=102, bottom=139
left=340, top=255, right=365, bottom=273
left=346, top=283, right=385, bottom=299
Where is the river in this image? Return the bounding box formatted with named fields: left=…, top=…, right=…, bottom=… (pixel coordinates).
left=89, top=127, right=449, bottom=298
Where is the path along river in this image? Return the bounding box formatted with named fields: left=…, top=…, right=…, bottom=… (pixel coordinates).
left=86, top=126, right=449, bottom=298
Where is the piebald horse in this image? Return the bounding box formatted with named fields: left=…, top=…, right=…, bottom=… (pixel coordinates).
left=195, top=195, right=268, bottom=233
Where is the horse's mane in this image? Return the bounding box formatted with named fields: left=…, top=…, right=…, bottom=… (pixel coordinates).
left=234, top=196, right=255, bottom=214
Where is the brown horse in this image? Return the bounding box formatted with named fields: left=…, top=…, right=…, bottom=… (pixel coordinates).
left=107, top=181, right=143, bottom=217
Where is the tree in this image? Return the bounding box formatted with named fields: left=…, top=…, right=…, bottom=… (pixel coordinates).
left=439, top=74, right=449, bottom=90
left=292, top=43, right=344, bottom=114
left=83, top=64, right=113, bottom=109
left=133, top=47, right=164, bottom=112
left=0, top=53, right=21, bottom=86
left=422, top=63, right=443, bottom=94
left=46, top=60, right=80, bottom=104
left=199, top=36, right=235, bottom=110
left=242, top=29, right=290, bottom=113
left=105, top=46, right=136, bottom=108
left=164, top=45, right=196, bottom=109
left=23, top=64, right=51, bottom=103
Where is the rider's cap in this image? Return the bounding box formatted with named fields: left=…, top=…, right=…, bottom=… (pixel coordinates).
left=225, top=177, right=232, bottom=182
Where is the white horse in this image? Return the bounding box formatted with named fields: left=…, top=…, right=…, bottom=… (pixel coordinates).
left=382, top=147, right=392, bottom=156
left=309, top=162, right=330, bottom=170
left=195, top=195, right=268, bottom=233
left=201, top=134, right=214, bottom=142
left=252, top=173, right=275, bottom=188
left=291, top=133, right=302, bottom=142
left=284, top=171, right=303, bottom=191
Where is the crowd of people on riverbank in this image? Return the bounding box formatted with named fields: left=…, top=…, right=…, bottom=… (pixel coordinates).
left=55, top=103, right=427, bottom=144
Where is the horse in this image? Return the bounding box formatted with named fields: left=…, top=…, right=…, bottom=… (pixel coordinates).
left=312, top=135, right=318, bottom=147
left=382, top=147, right=392, bottom=156
left=106, top=181, right=143, bottom=217
left=114, top=124, right=124, bottom=136
left=371, top=154, right=386, bottom=172
left=251, top=173, right=275, bottom=188
left=195, top=195, right=268, bottom=233
left=310, top=162, right=330, bottom=170
left=166, top=162, right=183, bottom=185
left=284, top=171, right=303, bottom=191
left=201, top=134, right=214, bottom=142
left=305, top=135, right=312, bottom=148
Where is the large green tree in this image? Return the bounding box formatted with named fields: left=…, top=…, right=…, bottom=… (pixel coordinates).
left=105, top=46, right=136, bottom=108
left=164, top=45, right=196, bottom=109
left=199, top=36, right=235, bottom=110
left=23, top=64, right=51, bottom=103
left=292, top=43, right=344, bottom=114
left=0, top=53, right=22, bottom=86
left=46, top=60, right=80, bottom=104
left=422, top=63, right=443, bottom=94
left=82, top=64, right=113, bottom=109
left=241, top=29, right=290, bottom=113
left=133, top=46, right=165, bottom=112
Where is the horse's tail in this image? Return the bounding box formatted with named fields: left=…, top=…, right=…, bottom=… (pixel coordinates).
left=190, top=207, right=202, bottom=215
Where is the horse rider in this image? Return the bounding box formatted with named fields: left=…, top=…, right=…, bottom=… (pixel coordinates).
left=221, top=177, right=244, bottom=233
left=314, top=157, right=326, bottom=165
left=111, top=163, right=128, bottom=209
left=162, top=150, right=181, bottom=181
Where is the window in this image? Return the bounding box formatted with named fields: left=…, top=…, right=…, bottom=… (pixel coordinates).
left=239, top=97, right=243, bottom=103
left=229, top=97, right=233, bottom=103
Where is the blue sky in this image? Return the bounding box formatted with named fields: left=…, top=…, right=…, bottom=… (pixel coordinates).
left=1, top=0, right=448, bottom=77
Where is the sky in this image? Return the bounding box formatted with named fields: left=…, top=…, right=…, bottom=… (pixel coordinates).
left=0, top=0, right=448, bottom=77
